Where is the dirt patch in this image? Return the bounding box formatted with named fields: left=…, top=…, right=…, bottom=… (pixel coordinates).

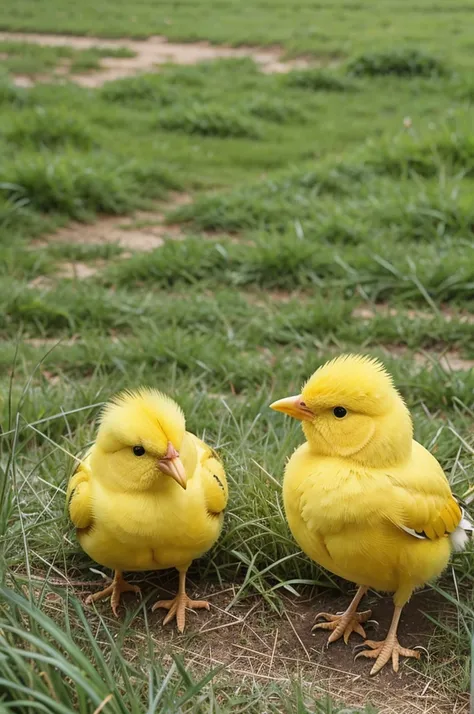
left=243, top=289, right=312, bottom=309
left=27, top=192, right=246, bottom=287
left=382, top=346, right=474, bottom=372
left=353, top=304, right=474, bottom=325
left=29, top=571, right=468, bottom=714
left=12, top=74, right=36, bottom=88
left=27, top=194, right=192, bottom=287
left=245, top=289, right=298, bottom=305
left=351, top=305, right=474, bottom=371
left=27, top=275, right=56, bottom=290
left=57, top=261, right=105, bottom=279
left=0, top=32, right=313, bottom=87
left=33, top=193, right=191, bottom=253
left=36, top=217, right=178, bottom=252
left=27, top=260, right=105, bottom=286
left=23, top=336, right=80, bottom=347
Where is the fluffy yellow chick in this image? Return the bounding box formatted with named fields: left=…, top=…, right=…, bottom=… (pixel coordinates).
left=67, top=389, right=228, bottom=631
left=271, top=355, right=472, bottom=675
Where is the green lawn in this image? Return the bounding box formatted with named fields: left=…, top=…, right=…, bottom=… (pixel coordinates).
left=0, top=1, right=473, bottom=712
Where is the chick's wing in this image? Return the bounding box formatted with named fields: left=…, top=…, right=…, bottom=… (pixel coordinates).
left=291, top=445, right=460, bottom=543
left=67, top=458, right=93, bottom=530
left=385, top=444, right=462, bottom=540
left=196, top=439, right=228, bottom=515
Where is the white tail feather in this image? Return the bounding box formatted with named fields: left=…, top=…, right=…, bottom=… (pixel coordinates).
left=450, top=510, right=474, bottom=553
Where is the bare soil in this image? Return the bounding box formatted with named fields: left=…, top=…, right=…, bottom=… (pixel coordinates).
left=244, top=289, right=300, bottom=307
left=0, top=31, right=313, bottom=87
left=36, top=215, right=180, bottom=253
left=33, top=192, right=191, bottom=254
left=381, top=346, right=474, bottom=372
left=28, top=192, right=192, bottom=286
left=34, top=571, right=469, bottom=714
left=23, top=336, right=80, bottom=347
left=352, top=305, right=474, bottom=326
left=352, top=304, right=474, bottom=371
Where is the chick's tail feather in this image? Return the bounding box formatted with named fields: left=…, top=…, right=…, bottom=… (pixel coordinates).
left=450, top=507, right=474, bottom=552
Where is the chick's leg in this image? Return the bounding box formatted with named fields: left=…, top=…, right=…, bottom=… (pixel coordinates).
left=85, top=570, right=141, bottom=617
left=355, top=605, right=420, bottom=675
left=313, top=586, right=372, bottom=644
left=152, top=569, right=210, bottom=633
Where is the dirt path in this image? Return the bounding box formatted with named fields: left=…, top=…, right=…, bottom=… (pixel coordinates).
left=0, top=31, right=311, bottom=87
left=32, top=192, right=191, bottom=253
left=28, top=192, right=191, bottom=289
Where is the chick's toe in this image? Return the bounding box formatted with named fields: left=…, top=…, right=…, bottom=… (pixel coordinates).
left=153, top=593, right=210, bottom=633
left=85, top=571, right=141, bottom=617
left=355, top=637, right=420, bottom=675
left=313, top=609, right=372, bottom=645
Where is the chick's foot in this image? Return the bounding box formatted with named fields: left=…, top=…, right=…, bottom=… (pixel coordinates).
left=312, top=584, right=371, bottom=645
left=152, top=593, right=210, bottom=633
left=313, top=609, right=372, bottom=644
left=355, top=637, right=420, bottom=675
left=85, top=571, right=141, bottom=617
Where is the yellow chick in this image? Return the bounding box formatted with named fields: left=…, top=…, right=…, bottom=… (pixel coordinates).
left=67, top=388, right=228, bottom=631
left=271, top=355, right=472, bottom=675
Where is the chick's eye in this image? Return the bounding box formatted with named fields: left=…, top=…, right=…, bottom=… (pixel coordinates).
left=133, top=445, right=146, bottom=456
left=333, top=406, right=347, bottom=419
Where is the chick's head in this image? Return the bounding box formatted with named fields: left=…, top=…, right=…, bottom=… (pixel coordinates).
left=92, top=389, right=187, bottom=492
left=271, top=354, right=413, bottom=467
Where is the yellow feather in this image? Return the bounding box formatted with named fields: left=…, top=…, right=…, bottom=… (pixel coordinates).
left=67, top=462, right=93, bottom=530
left=449, top=498, right=462, bottom=524
left=440, top=500, right=460, bottom=533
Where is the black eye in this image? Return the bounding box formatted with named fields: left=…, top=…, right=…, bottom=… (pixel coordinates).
left=133, top=445, right=146, bottom=456
left=333, top=406, right=347, bottom=419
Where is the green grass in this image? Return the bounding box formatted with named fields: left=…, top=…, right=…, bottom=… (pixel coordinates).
left=285, top=68, right=355, bottom=92
left=0, top=0, right=473, bottom=74
left=1, top=1, right=474, bottom=711
left=346, top=48, right=450, bottom=78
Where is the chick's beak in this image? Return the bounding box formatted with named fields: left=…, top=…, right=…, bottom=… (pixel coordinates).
left=158, top=442, right=187, bottom=489
left=270, top=394, right=314, bottom=421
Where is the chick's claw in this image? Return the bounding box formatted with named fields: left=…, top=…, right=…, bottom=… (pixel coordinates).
left=355, top=637, right=421, bottom=675
left=85, top=572, right=141, bottom=617
left=313, top=609, right=372, bottom=645
left=153, top=593, right=210, bottom=633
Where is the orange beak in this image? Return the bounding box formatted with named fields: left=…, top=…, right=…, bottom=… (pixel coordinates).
left=158, top=442, right=187, bottom=489
left=270, top=394, right=314, bottom=421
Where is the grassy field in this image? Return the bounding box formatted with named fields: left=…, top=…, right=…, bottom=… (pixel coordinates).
left=0, top=40, right=135, bottom=77
left=1, top=0, right=474, bottom=712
